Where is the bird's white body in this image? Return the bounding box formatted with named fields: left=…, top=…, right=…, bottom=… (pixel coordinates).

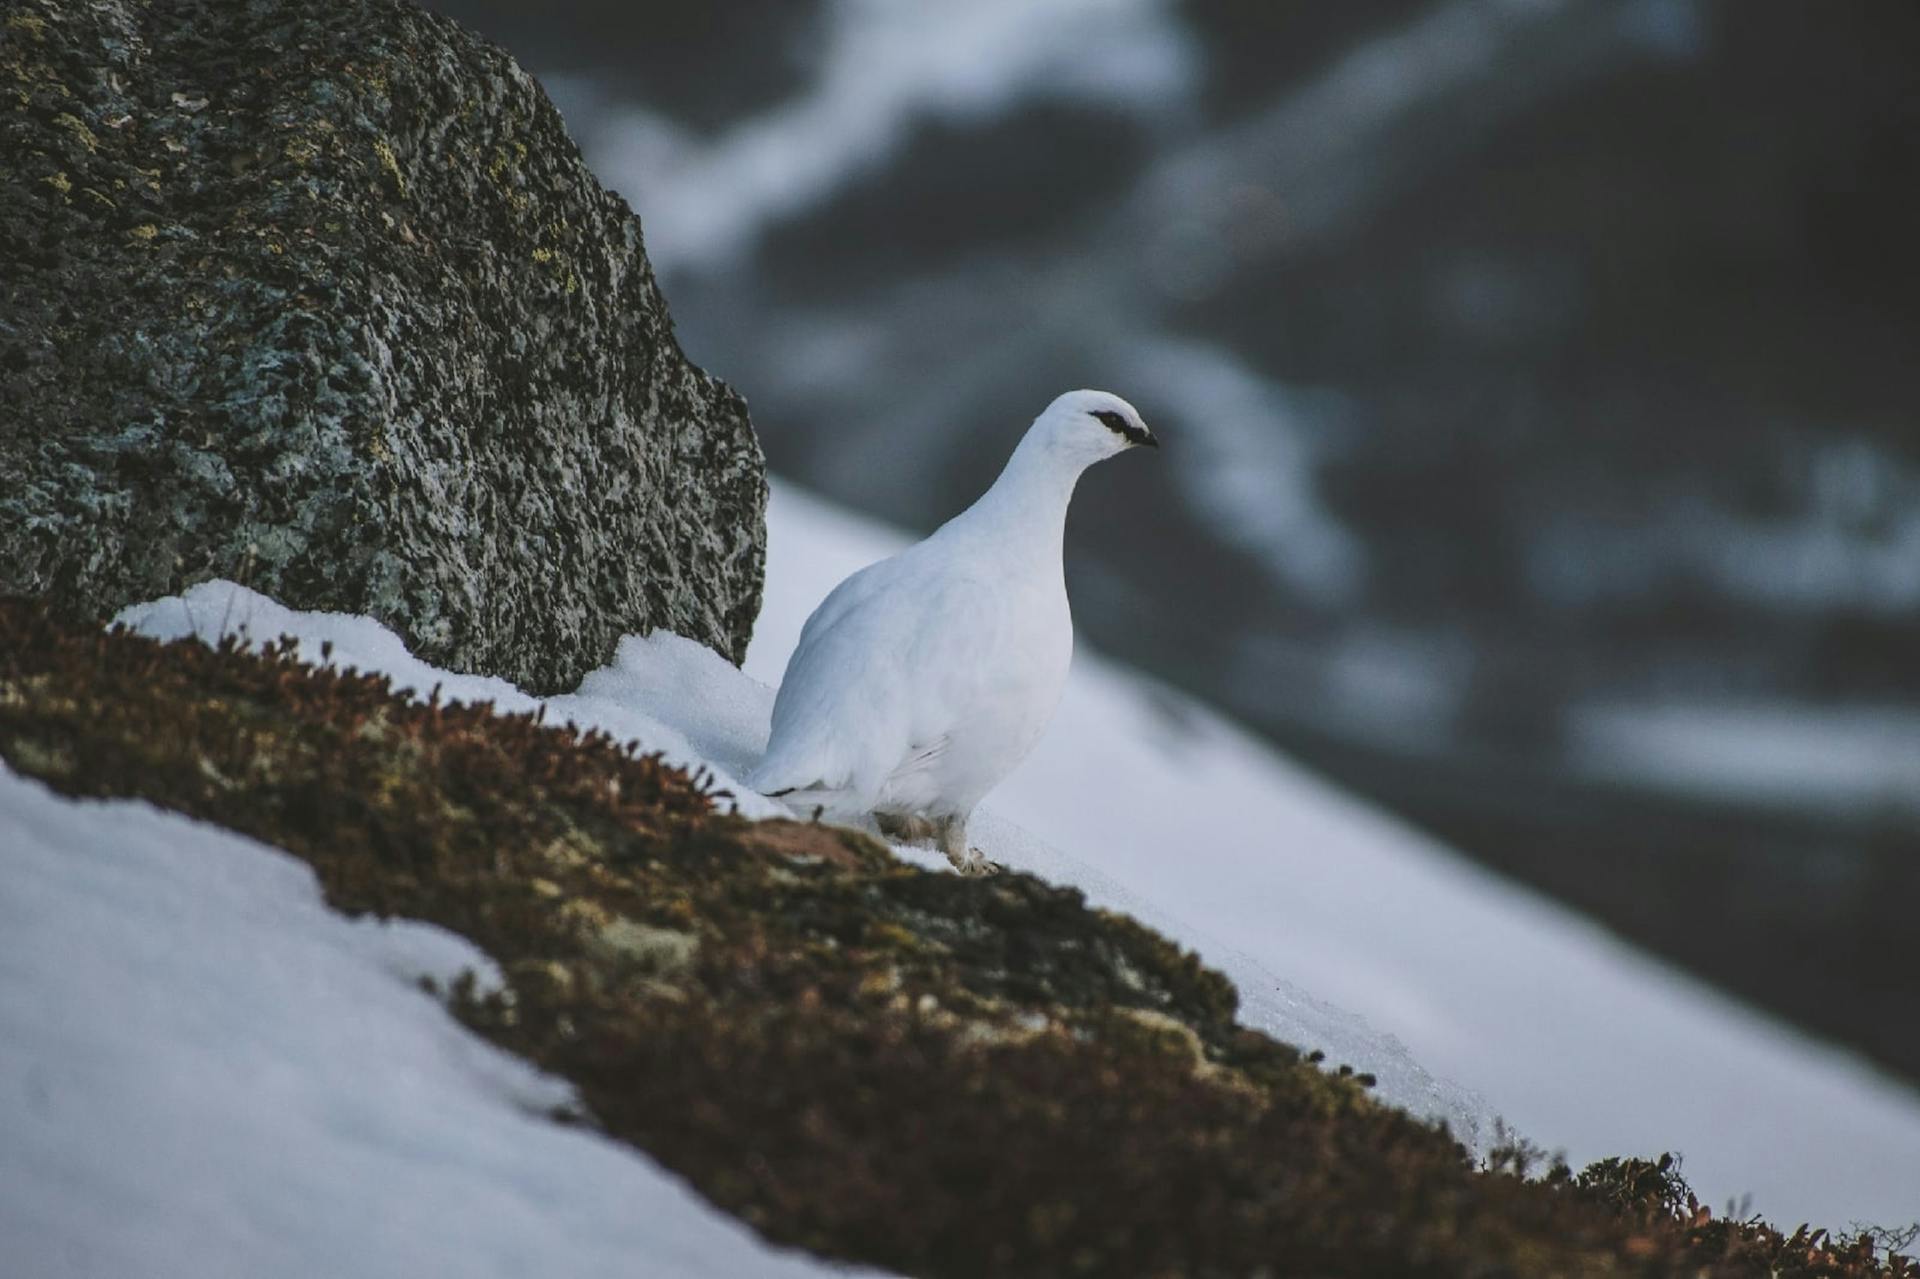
left=750, top=390, right=1156, bottom=872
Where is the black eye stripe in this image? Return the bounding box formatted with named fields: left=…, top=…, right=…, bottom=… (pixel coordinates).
left=1092, top=407, right=1152, bottom=446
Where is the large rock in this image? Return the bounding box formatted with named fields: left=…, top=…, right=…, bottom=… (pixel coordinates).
left=0, top=0, right=765, bottom=692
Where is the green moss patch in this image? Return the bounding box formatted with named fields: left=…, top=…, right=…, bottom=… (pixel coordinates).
left=0, top=598, right=1912, bottom=1277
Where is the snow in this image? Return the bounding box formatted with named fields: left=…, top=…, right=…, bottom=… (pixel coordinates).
left=6, top=477, right=1919, bottom=1269
left=114, top=586, right=1492, bottom=1146
left=1570, top=699, right=1920, bottom=820
left=1118, top=336, right=1366, bottom=609
left=748, top=484, right=1920, bottom=1230
left=589, top=0, right=1197, bottom=273
left=0, top=772, right=874, bottom=1279
left=116, top=587, right=787, bottom=823
left=1526, top=497, right=1920, bottom=617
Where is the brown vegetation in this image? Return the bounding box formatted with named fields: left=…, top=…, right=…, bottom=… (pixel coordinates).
left=0, top=597, right=1911, bottom=1277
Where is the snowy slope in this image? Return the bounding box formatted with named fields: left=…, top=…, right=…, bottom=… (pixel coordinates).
left=108, top=583, right=1492, bottom=1147
left=748, top=483, right=1920, bottom=1231
left=0, top=771, right=876, bottom=1279
left=5, top=477, right=1918, bottom=1274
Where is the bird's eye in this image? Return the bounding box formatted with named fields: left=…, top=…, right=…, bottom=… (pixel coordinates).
left=1093, top=410, right=1130, bottom=435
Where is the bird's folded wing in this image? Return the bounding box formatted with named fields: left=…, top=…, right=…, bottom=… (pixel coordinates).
left=754, top=570, right=1001, bottom=802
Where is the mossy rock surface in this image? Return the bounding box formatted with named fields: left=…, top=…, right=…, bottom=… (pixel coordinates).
left=1, top=599, right=1913, bottom=1279
left=0, top=0, right=764, bottom=692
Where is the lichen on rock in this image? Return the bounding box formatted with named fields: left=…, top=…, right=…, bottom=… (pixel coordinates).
left=0, top=0, right=765, bottom=692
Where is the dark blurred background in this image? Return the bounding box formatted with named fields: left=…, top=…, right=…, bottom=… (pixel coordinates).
left=426, top=0, right=1920, bottom=1083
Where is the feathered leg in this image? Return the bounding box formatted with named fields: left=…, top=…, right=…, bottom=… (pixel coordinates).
left=934, top=813, right=999, bottom=876
left=874, top=811, right=938, bottom=843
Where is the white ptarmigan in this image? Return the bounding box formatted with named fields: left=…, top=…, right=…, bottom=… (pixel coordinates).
left=750, top=389, right=1157, bottom=874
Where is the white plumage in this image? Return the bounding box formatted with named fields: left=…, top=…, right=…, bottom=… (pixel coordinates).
left=750, top=389, right=1157, bottom=873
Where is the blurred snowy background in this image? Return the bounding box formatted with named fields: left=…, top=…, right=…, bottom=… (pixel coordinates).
left=421, top=0, right=1920, bottom=1084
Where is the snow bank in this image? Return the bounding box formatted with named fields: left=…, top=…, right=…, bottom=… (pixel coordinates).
left=8, top=474, right=1916, bottom=1264
left=111, top=580, right=1490, bottom=1149
left=594, top=0, right=1197, bottom=273
left=750, top=482, right=1920, bottom=1230
left=0, top=771, right=874, bottom=1279
left=1570, top=698, right=1920, bottom=820
left=117, top=588, right=788, bottom=822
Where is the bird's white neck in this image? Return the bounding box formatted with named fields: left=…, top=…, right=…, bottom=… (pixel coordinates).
left=946, top=428, right=1090, bottom=567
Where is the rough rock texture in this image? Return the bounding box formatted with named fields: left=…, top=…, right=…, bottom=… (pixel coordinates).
left=0, top=0, right=765, bottom=691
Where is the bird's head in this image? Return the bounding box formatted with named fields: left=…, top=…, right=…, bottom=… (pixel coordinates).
left=1032, top=389, right=1158, bottom=464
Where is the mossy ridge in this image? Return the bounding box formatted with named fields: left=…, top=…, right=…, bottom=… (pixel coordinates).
left=0, top=599, right=1911, bottom=1279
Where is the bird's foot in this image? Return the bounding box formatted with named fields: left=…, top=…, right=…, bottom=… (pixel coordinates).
left=947, top=846, right=1001, bottom=876
left=931, top=814, right=996, bottom=874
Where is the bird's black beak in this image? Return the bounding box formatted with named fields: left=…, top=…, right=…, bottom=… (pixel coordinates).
left=1139, top=428, right=1159, bottom=449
